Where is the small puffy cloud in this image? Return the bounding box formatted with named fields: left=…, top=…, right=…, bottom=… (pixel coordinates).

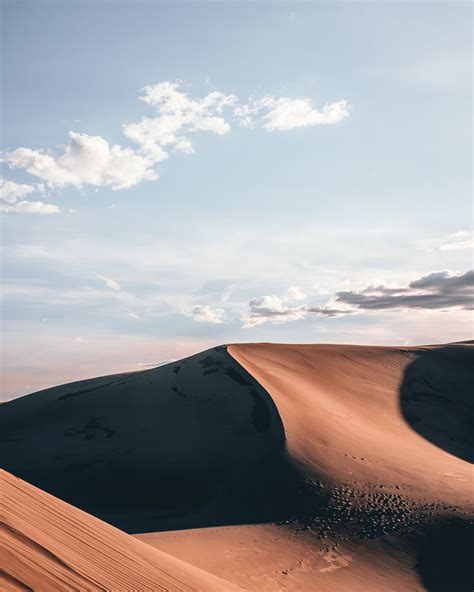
left=439, top=231, right=473, bottom=252
left=0, top=177, right=60, bottom=214
left=0, top=178, right=35, bottom=203
left=287, top=286, right=306, bottom=300
left=334, top=270, right=473, bottom=311
left=123, top=81, right=236, bottom=161
left=4, top=132, right=158, bottom=191
left=186, top=304, right=226, bottom=324
left=0, top=200, right=60, bottom=214
left=242, top=295, right=307, bottom=328
left=262, top=98, right=350, bottom=131
left=241, top=294, right=350, bottom=328
left=95, top=273, right=121, bottom=291
left=234, top=96, right=350, bottom=131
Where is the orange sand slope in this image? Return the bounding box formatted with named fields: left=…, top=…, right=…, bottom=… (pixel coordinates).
left=136, top=342, right=473, bottom=592
left=0, top=470, right=242, bottom=592
left=229, top=342, right=473, bottom=503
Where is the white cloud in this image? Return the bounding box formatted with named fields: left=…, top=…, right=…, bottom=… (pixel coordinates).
left=0, top=200, right=60, bottom=214
left=137, top=359, right=176, bottom=368
left=0, top=178, right=35, bottom=203
left=4, top=132, right=158, bottom=191
left=242, top=295, right=308, bottom=328
left=234, top=96, right=350, bottom=131
left=123, top=81, right=236, bottom=161
left=439, top=231, right=473, bottom=251
left=186, top=304, right=226, bottom=324
left=0, top=177, right=59, bottom=214
left=262, top=98, right=350, bottom=131
left=95, top=273, right=121, bottom=291
left=2, top=82, right=350, bottom=198
left=287, top=286, right=306, bottom=300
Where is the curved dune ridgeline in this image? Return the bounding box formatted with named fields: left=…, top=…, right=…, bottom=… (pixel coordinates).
left=0, top=470, right=243, bottom=591
left=1, top=342, right=473, bottom=591
left=0, top=346, right=287, bottom=533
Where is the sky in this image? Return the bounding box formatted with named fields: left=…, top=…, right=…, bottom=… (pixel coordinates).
left=1, top=0, right=472, bottom=399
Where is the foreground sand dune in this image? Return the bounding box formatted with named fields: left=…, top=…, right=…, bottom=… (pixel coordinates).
left=1, top=342, right=472, bottom=590
left=0, top=470, right=242, bottom=591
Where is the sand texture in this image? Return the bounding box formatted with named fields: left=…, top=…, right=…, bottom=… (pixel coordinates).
left=0, top=470, right=242, bottom=591
left=1, top=342, right=472, bottom=590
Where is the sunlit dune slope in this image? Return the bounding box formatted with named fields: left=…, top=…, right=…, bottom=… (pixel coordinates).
left=229, top=342, right=473, bottom=504
left=0, top=470, right=242, bottom=591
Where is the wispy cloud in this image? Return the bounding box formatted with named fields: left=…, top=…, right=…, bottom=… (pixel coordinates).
left=95, top=273, right=121, bottom=291
left=439, top=231, right=473, bottom=252
left=233, top=96, right=349, bottom=130
left=186, top=304, right=226, bottom=324
left=241, top=293, right=349, bottom=328
left=0, top=177, right=59, bottom=214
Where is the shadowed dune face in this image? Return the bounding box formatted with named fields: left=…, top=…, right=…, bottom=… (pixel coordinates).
left=0, top=347, right=286, bottom=532
left=400, top=345, right=474, bottom=463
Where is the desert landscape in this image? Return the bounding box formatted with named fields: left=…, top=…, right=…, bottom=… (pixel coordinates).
left=2, top=2, right=472, bottom=590
left=1, top=341, right=472, bottom=591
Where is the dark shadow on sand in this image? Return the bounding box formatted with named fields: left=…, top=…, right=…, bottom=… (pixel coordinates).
left=415, top=518, right=474, bottom=592
left=399, top=344, right=474, bottom=591
left=399, top=344, right=474, bottom=463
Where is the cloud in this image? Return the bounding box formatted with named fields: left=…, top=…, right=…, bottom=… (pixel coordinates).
left=439, top=231, right=473, bottom=252
left=123, top=81, right=236, bottom=161
left=3, top=132, right=157, bottom=191
left=0, top=178, right=35, bottom=203
left=241, top=294, right=351, bottom=328
left=95, top=273, right=121, bottom=291
left=137, top=359, right=176, bottom=368
left=242, top=271, right=473, bottom=328
left=234, top=96, right=350, bottom=131
left=242, top=295, right=308, bottom=328
left=186, top=304, right=226, bottom=324
left=334, top=270, right=473, bottom=311
left=0, top=177, right=59, bottom=214
left=0, top=200, right=60, bottom=214
left=287, top=286, right=306, bottom=300
left=2, top=81, right=349, bottom=200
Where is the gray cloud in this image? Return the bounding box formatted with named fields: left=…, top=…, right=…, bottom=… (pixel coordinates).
left=242, top=270, right=473, bottom=328
left=335, top=270, right=473, bottom=311
left=242, top=295, right=351, bottom=328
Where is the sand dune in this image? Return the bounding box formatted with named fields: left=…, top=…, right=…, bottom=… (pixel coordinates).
left=0, top=469, right=242, bottom=591
left=1, top=342, right=472, bottom=590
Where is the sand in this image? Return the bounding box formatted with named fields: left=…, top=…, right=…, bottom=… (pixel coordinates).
left=0, top=469, right=242, bottom=591
left=1, top=342, right=473, bottom=590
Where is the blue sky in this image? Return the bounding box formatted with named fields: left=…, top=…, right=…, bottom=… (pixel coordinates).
left=1, top=0, right=472, bottom=398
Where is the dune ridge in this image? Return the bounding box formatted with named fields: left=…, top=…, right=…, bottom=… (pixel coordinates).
left=0, top=469, right=242, bottom=591
left=1, top=341, right=472, bottom=590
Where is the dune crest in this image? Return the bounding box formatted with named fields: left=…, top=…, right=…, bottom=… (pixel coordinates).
left=0, top=470, right=242, bottom=591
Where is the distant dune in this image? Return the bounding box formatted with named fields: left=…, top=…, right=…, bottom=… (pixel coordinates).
left=1, top=342, right=473, bottom=590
